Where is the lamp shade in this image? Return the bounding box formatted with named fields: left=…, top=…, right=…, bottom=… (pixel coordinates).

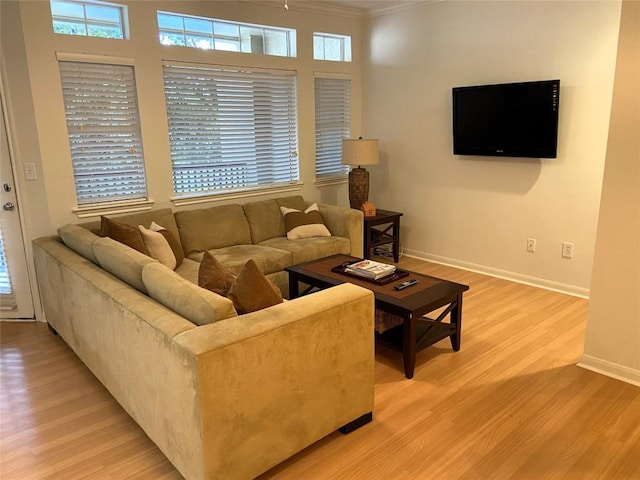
left=342, top=138, right=379, bottom=166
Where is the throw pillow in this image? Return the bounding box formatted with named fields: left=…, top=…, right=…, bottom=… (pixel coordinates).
left=198, top=251, right=236, bottom=297
left=150, top=221, right=184, bottom=267
left=100, top=216, right=148, bottom=255
left=280, top=203, right=331, bottom=240
left=227, top=259, right=283, bottom=314
left=138, top=225, right=177, bottom=270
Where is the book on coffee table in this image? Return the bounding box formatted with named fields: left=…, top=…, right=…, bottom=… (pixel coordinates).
left=345, top=259, right=396, bottom=280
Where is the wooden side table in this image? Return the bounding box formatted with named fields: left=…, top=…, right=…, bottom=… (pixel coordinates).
left=364, top=209, right=403, bottom=263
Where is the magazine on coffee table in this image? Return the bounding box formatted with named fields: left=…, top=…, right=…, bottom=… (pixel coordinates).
left=332, top=260, right=409, bottom=285
left=345, top=259, right=396, bottom=280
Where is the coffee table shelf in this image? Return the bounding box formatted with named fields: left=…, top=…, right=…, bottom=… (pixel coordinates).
left=376, top=319, right=457, bottom=354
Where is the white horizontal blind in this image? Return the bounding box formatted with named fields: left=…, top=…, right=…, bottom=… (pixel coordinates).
left=163, top=63, right=299, bottom=196
left=59, top=61, right=147, bottom=205
left=315, top=77, right=350, bottom=180
left=0, top=223, right=14, bottom=307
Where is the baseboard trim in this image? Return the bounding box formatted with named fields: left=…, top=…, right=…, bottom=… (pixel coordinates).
left=578, top=355, right=640, bottom=387
left=402, top=249, right=590, bottom=299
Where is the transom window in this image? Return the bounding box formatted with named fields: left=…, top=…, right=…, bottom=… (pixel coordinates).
left=313, top=33, right=351, bottom=62
left=162, top=63, right=299, bottom=197
left=58, top=59, right=148, bottom=206
left=157, top=12, right=297, bottom=58
left=50, top=0, right=128, bottom=39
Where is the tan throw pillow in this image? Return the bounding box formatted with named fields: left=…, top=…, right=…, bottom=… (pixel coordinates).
left=100, top=216, right=148, bottom=255
left=227, top=259, right=283, bottom=314
left=198, top=251, right=236, bottom=297
left=138, top=225, right=177, bottom=270
left=280, top=203, right=331, bottom=240
left=150, top=221, right=184, bottom=267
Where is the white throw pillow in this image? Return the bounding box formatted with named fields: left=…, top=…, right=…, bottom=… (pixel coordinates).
left=138, top=225, right=177, bottom=270
left=279, top=203, right=331, bottom=240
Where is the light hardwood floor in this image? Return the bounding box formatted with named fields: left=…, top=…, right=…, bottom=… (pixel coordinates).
left=2, top=258, right=639, bottom=479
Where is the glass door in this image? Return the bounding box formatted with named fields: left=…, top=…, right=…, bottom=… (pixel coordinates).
left=0, top=93, right=34, bottom=320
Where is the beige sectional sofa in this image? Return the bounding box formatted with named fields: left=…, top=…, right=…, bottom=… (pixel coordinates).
left=32, top=196, right=375, bottom=480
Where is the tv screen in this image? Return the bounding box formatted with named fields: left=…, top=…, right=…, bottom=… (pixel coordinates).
left=452, top=80, right=560, bottom=158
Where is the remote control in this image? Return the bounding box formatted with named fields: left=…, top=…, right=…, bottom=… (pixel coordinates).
left=394, top=279, right=418, bottom=291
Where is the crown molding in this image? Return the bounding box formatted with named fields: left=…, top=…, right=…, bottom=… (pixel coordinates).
left=244, top=1, right=364, bottom=19
left=244, top=1, right=444, bottom=19
left=367, top=1, right=443, bottom=18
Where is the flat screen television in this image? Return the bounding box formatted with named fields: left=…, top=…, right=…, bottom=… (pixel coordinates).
left=452, top=79, right=560, bottom=158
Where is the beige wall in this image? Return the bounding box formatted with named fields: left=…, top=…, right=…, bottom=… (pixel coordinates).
left=2, top=0, right=363, bottom=237
left=580, top=0, right=640, bottom=386
left=1, top=1, right=51, bottom=240
left=363, top=0, right=622, bottom=295
left=2, top=0, right=633, bottom=326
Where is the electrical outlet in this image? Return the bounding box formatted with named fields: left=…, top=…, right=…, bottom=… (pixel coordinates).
left=527, top=238, right=536, bottom=253
left=562, top=242, right=574, bottom=259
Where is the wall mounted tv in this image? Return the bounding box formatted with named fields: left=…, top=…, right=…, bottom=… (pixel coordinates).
left=452, top=79, right=560, bottom=158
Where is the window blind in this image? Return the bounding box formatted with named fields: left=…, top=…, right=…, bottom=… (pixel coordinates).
left=162, top=63, right=299, bottom=196
left=59, top=61, right=147, bottom=205
left=0, top=221, right=15, bottom=309
left=315, top=77, right=351, bottom=180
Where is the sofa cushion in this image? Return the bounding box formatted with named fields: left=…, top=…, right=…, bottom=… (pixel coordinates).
left=138, top=225, right=177, bottom=270
left=142, top=263, right=237, bottom=326
left=150, top=221, right=184, bottom=267
left=174, top=258, right=200, bottom=284
left=81, top=209, right=181, bottom=246
left=93, top=237, right=157, bottom=293
left=243, top=199, right=285, bottom=244
left=276, top=195, right=306, bottom=212
left=198, top=251, right=236, bottom=297
left=259, top=236, right=351, bottom=265
left=101, top=216, right=149, bottom=255
left=280, top=203, right=331, bottom=240
left=240, top=196, right=306, bottom=245
left=58, top=224, right=100, bottom=264
left=175, top=204, right=251, bottom=256
left=227, top=259, right=283, bottom=314
left=188, top=244, right=292, bottom=276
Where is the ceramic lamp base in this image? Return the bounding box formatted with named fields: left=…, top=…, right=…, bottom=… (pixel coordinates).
left=348, top=167, right=369, bottom=210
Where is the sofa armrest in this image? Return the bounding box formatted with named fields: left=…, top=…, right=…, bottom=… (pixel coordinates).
left=173, top=283, right=374, bottom=479
left=312, top=202, right=364, bottom=258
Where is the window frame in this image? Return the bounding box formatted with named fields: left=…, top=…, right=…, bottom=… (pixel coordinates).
left=162, top=62, right=301, bottom=205
left=313, top=32, right=352, bottom=62
left=157, top=11, right=297, bottom=58
left=57, top=53, right=151, bottom=216
left=50, top=0, right=130, bottom=40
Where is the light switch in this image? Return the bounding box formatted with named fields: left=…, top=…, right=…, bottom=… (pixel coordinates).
left=24, top=163, right=37, bottom=181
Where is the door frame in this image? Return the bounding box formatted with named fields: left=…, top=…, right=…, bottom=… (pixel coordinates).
left=1, top=62, right=41, bottom=321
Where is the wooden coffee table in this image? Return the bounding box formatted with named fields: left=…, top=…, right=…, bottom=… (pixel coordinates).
left=285, top=254, right=469, bottom=379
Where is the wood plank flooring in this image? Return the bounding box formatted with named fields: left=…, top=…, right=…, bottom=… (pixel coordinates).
left=2, top=258, right=639, bottom=479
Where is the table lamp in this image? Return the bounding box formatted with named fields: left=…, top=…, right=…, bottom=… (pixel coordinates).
left=342, top=137, right=379, bottom=210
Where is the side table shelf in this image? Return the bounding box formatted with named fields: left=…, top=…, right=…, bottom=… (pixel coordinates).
left=364, top=209, right=403, bottom=263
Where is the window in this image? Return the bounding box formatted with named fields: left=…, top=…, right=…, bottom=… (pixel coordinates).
left=0, top=231, right=13, bottom=298
left=313, top=33, right=351, bottom=62
left=162, top=63, right=299, bottom=197
left=58, top=59, right=148, bottom=206
left=157, top=12, right=296, bottom=58
left=50, top=0, right=128, bottom=39
left=315, top=76, right=351, bottom=181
